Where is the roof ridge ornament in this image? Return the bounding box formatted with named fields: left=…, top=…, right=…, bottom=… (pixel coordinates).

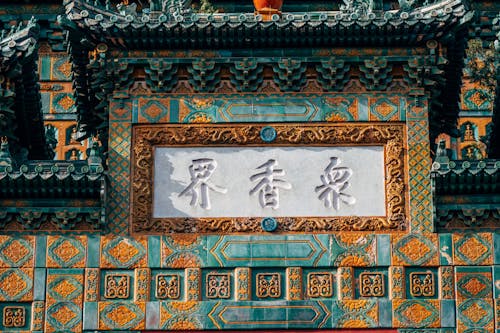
left=148, top=0, right=192, bottom=15
left=398, top=0, right=417, bottom=11
left=0, top=136, right=14, bottom=167
left=341, top=0, right=373, bottom=16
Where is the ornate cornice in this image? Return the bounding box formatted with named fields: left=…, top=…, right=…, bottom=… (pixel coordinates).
left=131, top=123, right=407, bottom=234
left=62, top=0, right=470, bottom=49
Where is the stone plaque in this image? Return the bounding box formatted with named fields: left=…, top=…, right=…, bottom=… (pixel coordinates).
left=131, top=123, right=407, bottom=233
left=153, top=146, right=385, bottom=218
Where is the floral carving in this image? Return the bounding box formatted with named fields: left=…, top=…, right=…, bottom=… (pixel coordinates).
left=131, top=123, right=407, bottom=233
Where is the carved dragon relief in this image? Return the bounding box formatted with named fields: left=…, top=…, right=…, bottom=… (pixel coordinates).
left=131, top=123, right=407, bottom=234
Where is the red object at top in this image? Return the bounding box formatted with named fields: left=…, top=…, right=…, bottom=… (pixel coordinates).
left=253, top=0, right=284, bottom=11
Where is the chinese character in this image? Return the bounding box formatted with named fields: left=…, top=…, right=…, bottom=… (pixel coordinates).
left=315, top=157, right=356, bottom=210
left=179, top=158, right=227, bottom=209
left=249, top=159, right=292, bottom=209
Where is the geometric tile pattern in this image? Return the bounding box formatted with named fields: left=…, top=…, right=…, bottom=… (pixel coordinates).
left=45, top=269, right=84, bottom=333
left=46, top=236, right=87, bottom=268
left=162, top=235, right=204, bottom=268
left=99, top=301, right=145, bottom=330
left=138, top=98, right=170, bottom=123
left=0, top=236, right=34, bottom=267
left=0, top=233, right=496, bottom=330
left=84, top=268, right=99, bottom=302
left=331, top=233, right=376, bottom=267
left=369, top=97, right=400, bottom=121
left=107, top=121, right=132, bottom=235
left=51, top=56, right=72, bottom=81
left=45, top=301, right=82, bottom=332
left=0, top=268, right=33, bottom=301
left=135, top=268, right=150, bottom=302
left=453, top=233, right=493, bottom=266
left=457, top=298, right=494, bottom=332
left=101, top=237, right=147, bottom=269
left=456, top=270, right=492, bottom=300
left=393, top=299, right=440, bottom=328
left=336, top=300, right=379, bottom=328
left=32, top=301, right=45, bottom=331
left=392, top=234, right=438, bottom=266
left=0, top=303, right=30, bottom=330
left=160, top=301, right=202, bottom=330
left=439, top=266, right=455, bottom=299
left=51, top=93, right=76, bottom=113
left=406, top=98, right=433, bottom=233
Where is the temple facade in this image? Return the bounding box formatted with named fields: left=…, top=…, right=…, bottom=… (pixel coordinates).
left=0, top=0, right=499, bottom=332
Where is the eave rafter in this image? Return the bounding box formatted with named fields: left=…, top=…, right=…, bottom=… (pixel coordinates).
left=0, top=19, right=51, bottom=161
left=61, top=0, right=473, bottom=150
left=63, top=0, right=471, bottom=49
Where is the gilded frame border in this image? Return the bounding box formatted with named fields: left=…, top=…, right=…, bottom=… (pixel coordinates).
left=130, top=122, right=407, bottom=234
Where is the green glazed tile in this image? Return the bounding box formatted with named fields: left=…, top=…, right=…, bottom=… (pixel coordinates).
left=83, top=302, right=98, bottom=330
left=145, top=301, right=160, bottom=330
left=439, top=233, right=453, bottom=265
left=34, top=235, right=47, bottom=268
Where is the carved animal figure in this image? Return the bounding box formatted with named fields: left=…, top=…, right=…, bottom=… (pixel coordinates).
left=341, top=0, right=373, bottom=15
left=148, top=0, right=191, bottom=14
left=398, top=0, right=417, bottom=11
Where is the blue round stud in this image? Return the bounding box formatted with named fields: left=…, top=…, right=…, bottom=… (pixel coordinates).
left=260, top=126, right=277, bottom=143
left=261, top=217, right=278, bottom=232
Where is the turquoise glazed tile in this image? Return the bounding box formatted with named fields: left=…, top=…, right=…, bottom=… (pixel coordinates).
left=335, top=300, right=379, bottom=328
left=456, top=266, right=492, bottom=300
left=376, top=234, right=391, bottom=266
left=303, top=269, right=336, bottom=300
left=0, top=236, right=34, bottom=267
left=34, top=235, right=47, bottom=268
left=393, top=299, right=440, bottom=328
left=145, top=301, right=160, bottom=329
left=161, top=235, right=206, bottom=268
left=211, top=301, right=289, bottom=329
left=87, top=234, right=101, bottom=268
left=98, top=301, right=145, bottom=330
left=286, top=234, right=329, bottom=267
left=148, top=236, right=161, bottom=268
left=494, top=266, right=500, bottom=298
left=0, top=268, right=34, bottom=301
left=45, top=301, right=83, bottom=331
left=440, top=300, right=455, bottom=328
left=206, top=235, right=250, bottom=267
left=83, top=301, right=98, bottom=330
left=496, top=299, right=500, bottom=332
left=33, top=267, right=46, bottom=301
left=0, top=302, right=31, bottom=331
left=39, top=55, right=51, bottom=80
left=150, top=269, right=184, bottom=301
left=354, top=268, right=389, bottom=299
left=46, top=235, right=87, bottom=268
left=439, top=233, right=453, bottom=265
left=100, top=269, right=134, bottom=301
left=31, top=301, right=44, bottom=331
left=252, top=268, right=285, bottom=301
left=286, top=300, right=332, bottom=329
left=331, top=233, right=376, bottom=267
left=201, top=269, right=233, bottom=301
left=338, top=267, right=354, bottom=299
left=379, top=299, right=392, bottom=327
left=457, top=298, right=494, bottom=331
left=495, top=232, right=500, bottom=264
left=198, top=300, right=223, bottom=329
left=405, top=267, right=438, bottom=299
left=453, top=233, right=493, bottom=266
left=159, top=301, right=203, bottom=330
left=251, top=235, right=287, bottom=267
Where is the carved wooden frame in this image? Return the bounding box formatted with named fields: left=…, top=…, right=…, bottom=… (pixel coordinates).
left=131, top=122, right=407, bottom=234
